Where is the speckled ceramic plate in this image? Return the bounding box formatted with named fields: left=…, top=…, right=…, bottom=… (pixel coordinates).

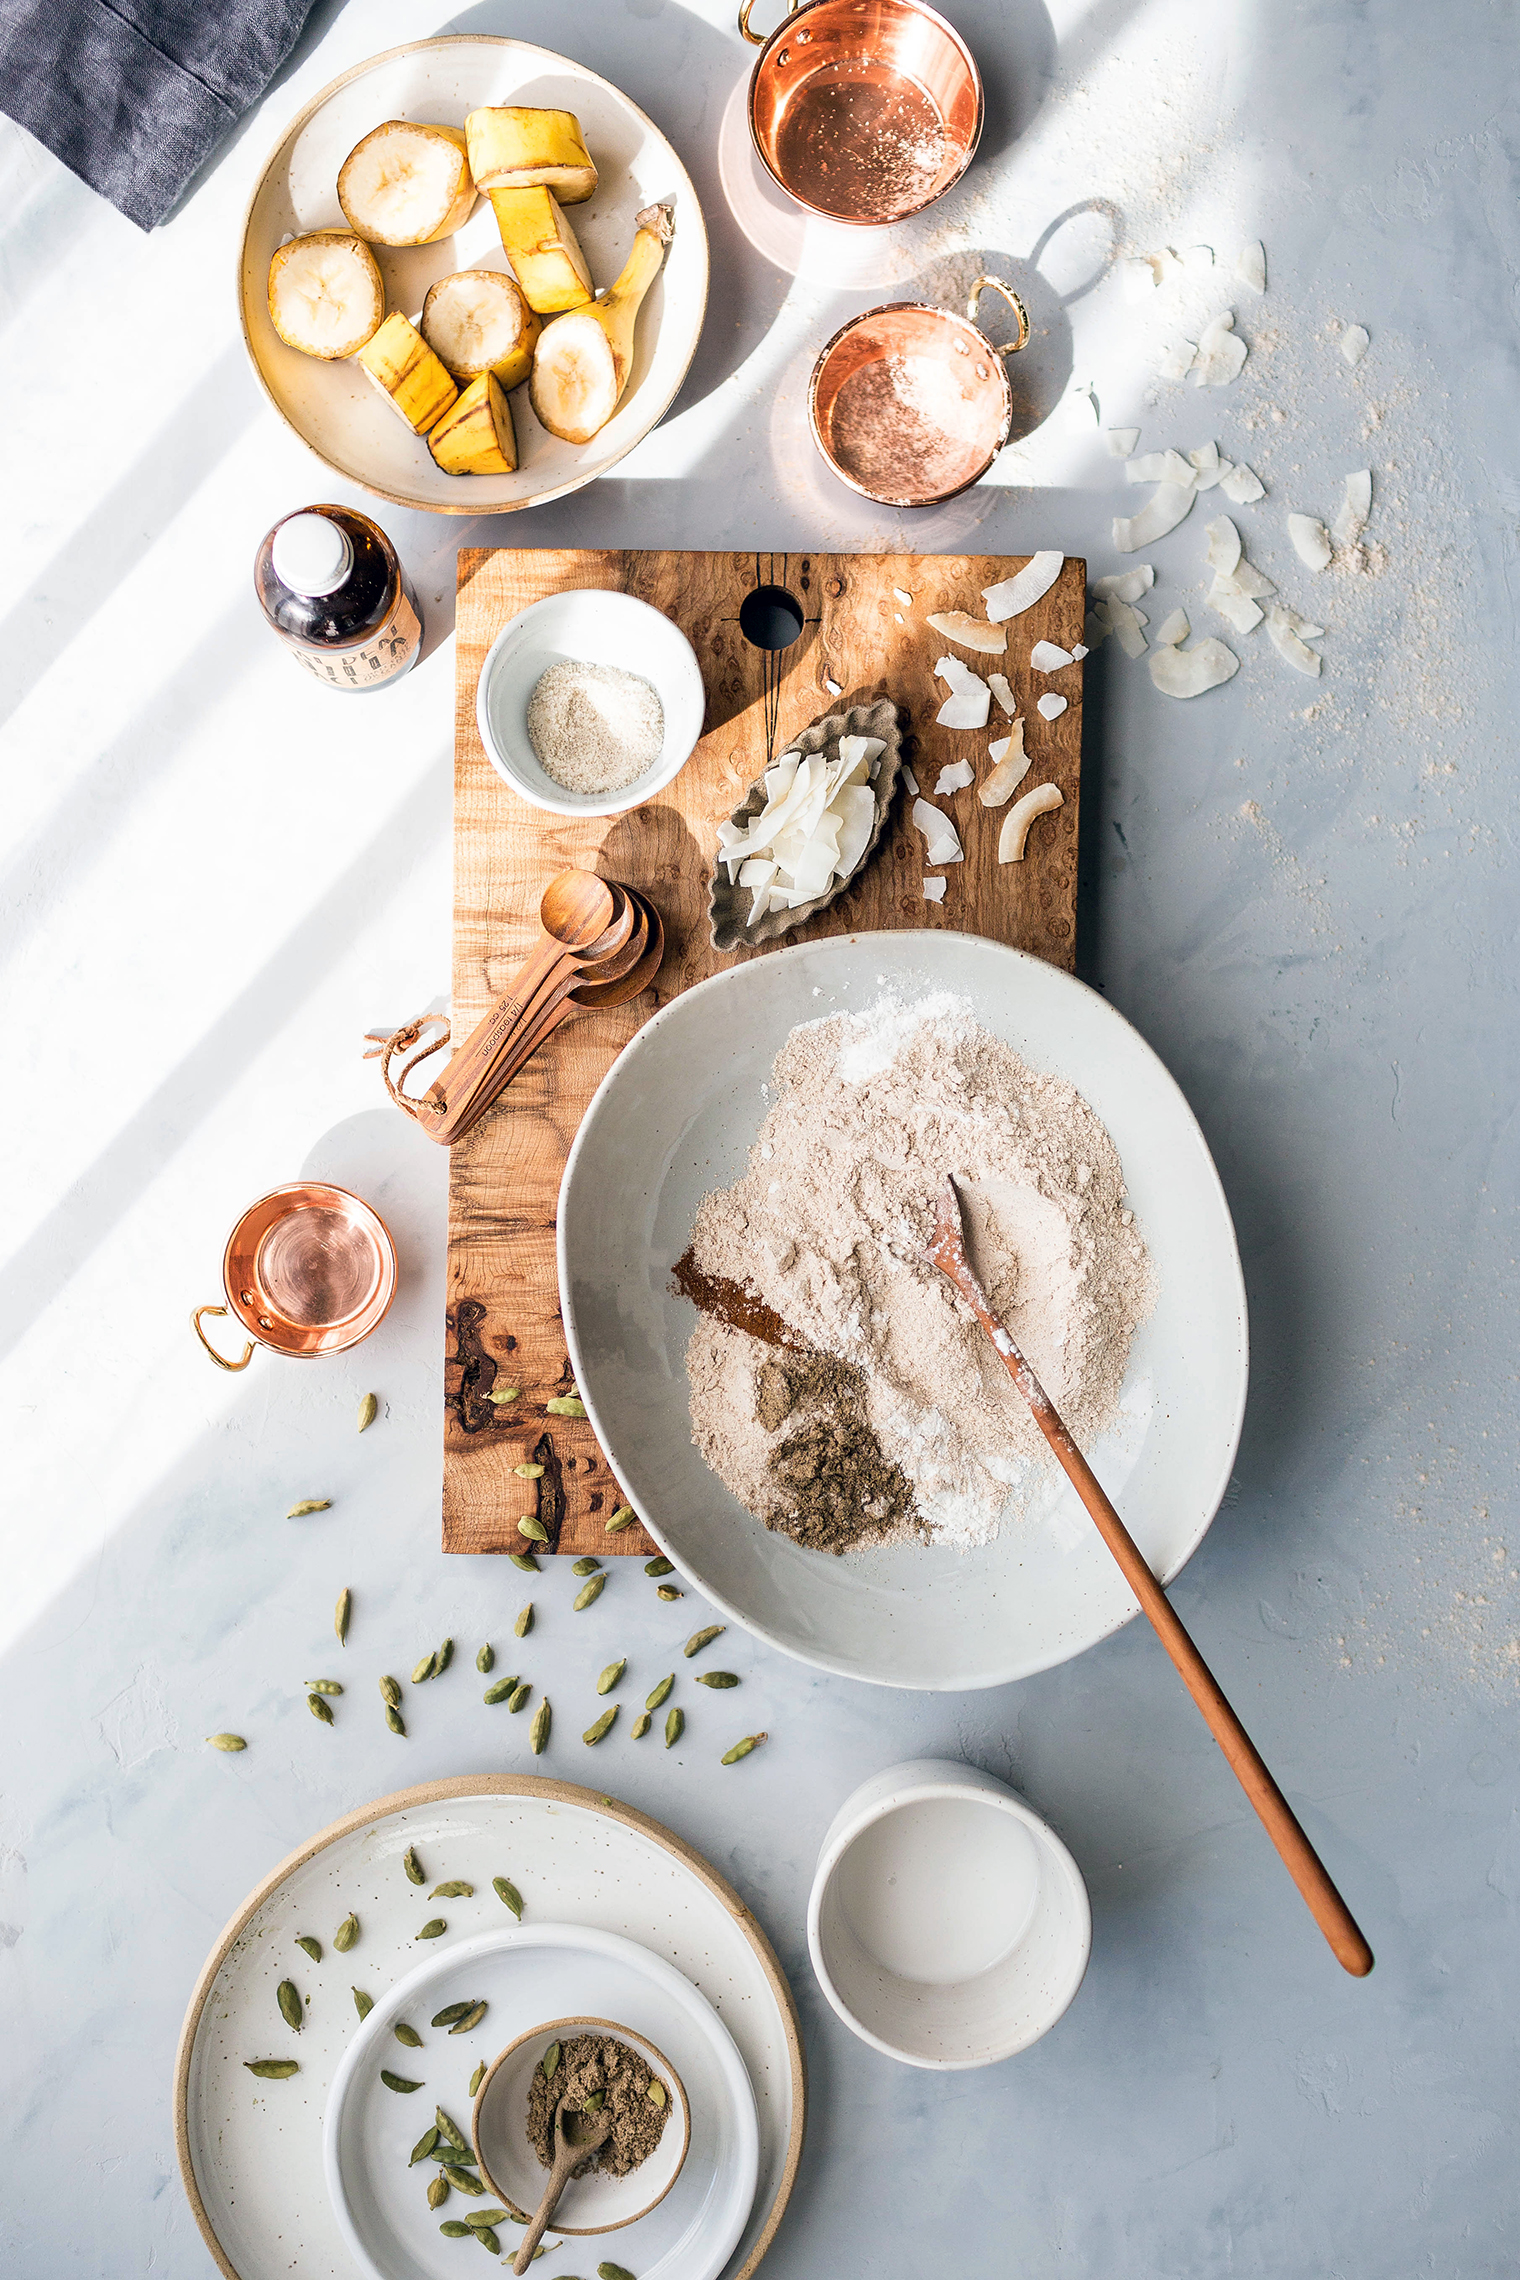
left=175, top=1778, right=803, bottom=2280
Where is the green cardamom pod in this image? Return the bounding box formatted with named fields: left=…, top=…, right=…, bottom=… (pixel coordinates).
left=583, top=1705, right=619, bottom=1745
left=207, top=1733, right=246, bottom=1751
left=476, top=1643, right=494, bottom=1674
left=541, top=2040, right=561, bottom=2079
left=545, top=1396, right=587, bottom=1417
left=403, top=1846, right=425, bottom=1885
left=630, top=1712, right=652, bottom=1739
left=386, top=1704, right=407, bottom=1736
left=395, top=2022, right=424, bottom=2048
left=644, top=1556, right=674, bottom=1577
left=645, top=1674, right=674, bottom=1710
left=514, top=1604, right=533, bottom=1637
left=410, top=2125, right=440, bottom=2164
left=599, top=2263, right=637, bottom=2280
left=450, top=2001, right=488, bottom=2035
left=417, top=1917, right=446, bottom=1939
left=440, top=2219, right=471, bottom=2236
left=655, top=1585, right=683, bottom=1601
left=492, top=1877, right=523, bottom=1919
left=530, top=1698, right=551, bottom=1753
left=482, top=1674, right=518, bottom=1705
left=721, top=1732, right=768, bottom=1764
left=435, top=1638, right=454, bottom=1673
left=430, top=1881, right=473, bottom=1898
left=412, top=1650, right=437, bottom=1684
left=518, top=1515, right=549, bottom=1543
left=357, top=1392, right=379, bottom=1433
left=435, top=2107, right=469, bottom=2152
left=277, top=1980, right=302, bottom=2031
left=573, top=1574, right=607, bottom=1612
left=380, top=1674, right=402, bottom=1707
left=335, top=1586, right=351, bottom=1645
left=487, top=1385, right=519, bottom=1404
left=334, top=1913, right=360, bottom=1952
left=596, top=1658, right=625, bottom=1695
left=469, top=2061, right=486, bottom=2094
left=244, top=2059, right=298, bottom=2078
left=604, top=1505, right=636, bottom=1533
left=514, top=1462, right=545, bottom=1478
left=295, top=1935, right=321, bottom=1961
left=308, top=1692, right=334, bottom=1724
left=648, top=2080, right=667, bottom=2108
left=352, top=1987, right=373, bottom=2019
left=509, top=1552, right=540, bottom=1572
left=432, top=2001, right=473, bottom=2027
left=306, top=1678, right=343, bottom=1694
left=475, top=2228, right=501, bottom=2254
left=683, top=1625, right=725, bottom=1658
left=442, top=2164, right=483, bottom=2195
left=509, top=1683, right=531, bottom=1713
left=572, top=1556, right=601, bottom=1577
left=664, top=1707, right=684, bottom=1749
left=381, top=2070, right=422, bottom=2093
left=465, top=2210, right=510, bottom=2230
left=696, top=1671, right=740, bottom=1689
left=427, top=2173, right=449, bottom=2210
left=286, top=1499, right=332, bottom=1518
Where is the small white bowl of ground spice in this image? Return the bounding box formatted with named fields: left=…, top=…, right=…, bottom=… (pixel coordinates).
left=476, top=589, right=706, bottom=817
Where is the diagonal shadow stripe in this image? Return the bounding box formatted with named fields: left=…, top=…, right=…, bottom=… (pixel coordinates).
left=0, top=759, right=448, bottom=1363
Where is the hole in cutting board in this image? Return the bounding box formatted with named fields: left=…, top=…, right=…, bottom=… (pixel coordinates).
left=739, top=585, right=805, bottom=651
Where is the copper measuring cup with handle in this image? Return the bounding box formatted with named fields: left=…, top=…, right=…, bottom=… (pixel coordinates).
left=192, top=1183, right=397, bottom=1371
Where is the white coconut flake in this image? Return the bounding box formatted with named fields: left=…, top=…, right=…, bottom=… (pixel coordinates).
left=1220, top=462, right=1265, bottom=505
left=1113, top=482, right=1196, bottom=551
left=1126, top=449, right=1197, bottom=486
left=1158, top=337, right=1197, bottom=381
left=1188, top=440, right=1233, bottom=490
left=1190, top=308, right=1248, bottom=387
left=1154, top=607, right=1190, bottom=645
left=902, top=765, right=919, bottom=796
left=1183, top=243, right=1215, bottom=274
left=1236, top=241, right=1266, bottom=293
left=1093, top=566, right=1155, bottom=602
left=1107, top=598, right=1148, bottom=658
left=922, top=875, right=947, bottom=903
left=934, top=758, right=975, bottom=794
left=1030, top=640, right=1074, bottom=672
left=1037, top=693, right=1068, bottom=720
left=987, top=672, right=1017, bottom=717
left=1288, top=513, right=1333, bottom=573
left=1264, top=602, right=1323, bottom=676
left=981, top=550, right=1064, bottom=622
left=926, top=610, right=1007, bottom=654
left=823, top=676, right=842, bottom=697
left=1148, top=636, right=1240, bottom=697
left=1208, top=581, right=1264, bottom=634
left=1084, top=609, right=1110, bottom=649
left=1331, top=469, right=1373, bottom=549
left=912, top=796, right=964, bottom=864
left=933, top=655, right=991, bottom=729
left=1071, top=642, right=1088, bottom=661
left=1121, top=256, right=1160, bottom=301
left=1205, top=515, right=1242, bottom=577
left=998, top=782, right=1063, bottom=862
left=893, top=587, right=912, bottom=606
left=1107, top=427, right=1140, bottom=457
left=980, top=720, right=1031, bottom=806
left=1341, top=324, right=1370, bottom=367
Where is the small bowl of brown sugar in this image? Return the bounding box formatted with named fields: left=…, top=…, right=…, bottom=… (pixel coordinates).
left=472, top=2015, right=690, bottom=2236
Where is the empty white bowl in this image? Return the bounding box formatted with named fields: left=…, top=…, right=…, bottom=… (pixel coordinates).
left=807, top=1758, right=1090, bottom=2069
left=476, top=588, right=707, bottom=817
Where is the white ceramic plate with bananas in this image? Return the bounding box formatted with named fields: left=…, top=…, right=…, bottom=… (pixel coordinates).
left=239, top=36, right=709, bottom=515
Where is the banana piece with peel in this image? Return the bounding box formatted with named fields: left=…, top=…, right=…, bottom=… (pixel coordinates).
left=428, top=375, right=518, bottom=475
left=338, top=122, right=477, bottom=246
left=465, top=107, right=597, bottom=202
left=529, top=203, right=674, bottom=446
left=355, top=313, right=458, bottom=433
left=488, top=186, right=594, bottom=315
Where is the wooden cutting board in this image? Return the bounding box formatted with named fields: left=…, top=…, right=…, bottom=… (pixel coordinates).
left=444, top=546, right=1085, bottom=1556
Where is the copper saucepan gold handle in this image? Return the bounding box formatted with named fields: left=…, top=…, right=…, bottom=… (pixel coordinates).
left=968, top=274, right=1031, bottom=356
left=192, top=1303, right=254, bottom=1371
left=739, top=0, right=800, bottom=44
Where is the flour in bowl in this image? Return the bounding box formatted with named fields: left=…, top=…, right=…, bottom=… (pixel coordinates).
left=681, top=993, right=1153, bottom=1551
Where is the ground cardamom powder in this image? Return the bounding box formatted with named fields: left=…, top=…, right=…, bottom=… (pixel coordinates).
left=525, top=2031, right=669, bottom=2178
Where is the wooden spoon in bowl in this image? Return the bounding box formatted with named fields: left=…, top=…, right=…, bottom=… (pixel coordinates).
left=511, top=2097, right=613, bottom=2274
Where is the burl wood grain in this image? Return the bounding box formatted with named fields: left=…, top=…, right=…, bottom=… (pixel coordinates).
left=444, top=547, right=1085, bottom=1556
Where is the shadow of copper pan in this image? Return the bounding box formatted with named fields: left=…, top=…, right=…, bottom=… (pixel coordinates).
left=193, top=1183, right=397, bottom=1369
left=741, top=0, right=982, bottom=226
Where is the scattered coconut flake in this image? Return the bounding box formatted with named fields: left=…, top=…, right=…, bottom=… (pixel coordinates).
left=1126, top=449, right=1197, bottom=486
left=1071, top=643, right=1088, bottom=661
left=1107, top=427, right=1140, bottom=457
left=1093, top=565, right=1155, bottom=602
left=1148, top=636, right=1240, bottom=697
left=1227, top=560, right=1276, bottom=600
left=1113, top=483, right=1196, bottom=551
left=980, top=719, right=1030, bottom=806
left=1264, top=602, right=1322, bottom=676
left=893, top=588, right=913, bottom=607
left=1208, top=581, right=1264, bottom=634
left=1188, top=440, right=1233, bottom=490
left=1183, top=243, right=1215, bottom=274
left=902, top=765, right=919, bottom=796
left=982, top=551, right=1064, bottom=622
left=1204, top=515, right=1242, bottom=577
left=1107, top=598, right=1148, bottom=658
left=1341, top=324, right=1370, bottom=367
left=988, top=672, right=1017, bottom=717
left=1037, top=693, right=1068, bottom=720
left=1154, top=607, right=1189, bottom=645
left=1121, top=256, right=1160, bottom=301
left=922, top=876, right=947, bottom=903
left=1287, top=513, right=1332, bottom=573
left=926, top=610, right=1007, bottom=654
left=1236, top=241, right=1266, bottom=293
left=998, top=782, right=1063, bottom=862
left=912, top=797, right=964, bottom=864
left=1220, top=462, right=1265, bottom=504
left=1190, top=309, right=1248, bottom=387
left=1158, top=337, right=1197, bottom=382
left=1331, top=469, right=1373, bottom=549
left=933, top=655, right=991, bottom=729
left=934, top=758, right=975, bottom=795
left=894, top=611, right=904, bottom=624
left=824, top=676, right=842, bottom=697
left=1084, top=608, right=1110, bottom=649
left=1030, top=640, right=1074, bottom=672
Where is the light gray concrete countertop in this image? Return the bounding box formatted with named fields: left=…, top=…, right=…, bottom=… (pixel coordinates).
left=2, top=0, right=1516, bottom=2272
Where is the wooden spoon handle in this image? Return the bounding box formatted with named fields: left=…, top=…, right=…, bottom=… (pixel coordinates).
left=512, top=2169, right=565, bottom=2274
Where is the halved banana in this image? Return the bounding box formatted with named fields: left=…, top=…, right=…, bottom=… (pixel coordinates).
left=488, top=186, right=594, bottom=315
left=355, top=313, right=458, bottom=433
left=428, top=375, right=518, bottom=475
left=465, top=107, right=596, bottom=202
left=529, top=203, right=673, bottom=445
left=267, top=231, right=384, bottom=359
left=421, top=269, right=541, bottom=391
left=338, top=121, right=477, bottom=247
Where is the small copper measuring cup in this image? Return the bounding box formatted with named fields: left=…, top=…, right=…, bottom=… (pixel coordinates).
left=808, top=278, right=1030, bottom=507
left=192, top=1182, right=397, bottom=1370
left=740, top=0, right=982, bottom=226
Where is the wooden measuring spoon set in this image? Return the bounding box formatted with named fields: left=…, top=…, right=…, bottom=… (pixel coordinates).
left=367, top=868, right=663, bottom=1145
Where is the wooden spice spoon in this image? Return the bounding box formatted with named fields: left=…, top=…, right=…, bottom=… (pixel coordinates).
left=511, top=2099, right=613, bottom=2274
left=923, top=1174, right=1374, bottom=1979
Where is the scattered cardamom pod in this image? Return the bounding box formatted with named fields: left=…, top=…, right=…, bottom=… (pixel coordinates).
left=514, top=1462, right=545, bottom=1478
left=353, top=1988, right=373, bottom=2019
left=335, top=1586, right=351, bottom=1644
left=655, top=1585, right=683, bottom=1601
left=492, top=1877, right=523, bottom=1919
left=307, top=1679, right=343, bottom=1695
left=380, top=1674, right=402, bottom=1708
left=427, top=2174, right=449, bottom=2210
left=413, top=1650, right=438, bottom=1683
left=582, top=2089, right=606, bottom=2113
left=696, top=1672, right=740, bottom=1689
left=645, top=1674, right=674, bottom=1711
left=597, top=1659, right=625, bottom=1695
left=382, top=2070, right=422, bottom=2093
left=483, top=1674, right=518, bottom=1705
left=403, top=1846, right=425, bottom=1885
left=648, top=2081, right=667, bottom=2108
left=410, top=2125, right=441, bottom=2164
left=244, top=2059, right=298, bottom=2078
left=386, top=1705, right=407, bottom=1736
left=476, top=1643, right=494, bottom=1674
left=432, top=2001, right=472, bottom=2027
left=518, top=1515, right=549, bottom=1543
left=450, top=2001, right=488, bottom=2035
left=308, top=1692, right=334, bottom=1724
left=583, top=1705, right=619, bottom=1745
left=664, top=1707, right=684, bottom=1749
left=286, top=1499, right=332, bottom=1518
left=295, top=1935, right=321, bottom=1961
left=546, top=1396, right=587, bottom=1418
left=358, top=1392, right=379, bottom=1432
left=721, top=1733, right=769, bottom=1764
left=684, top=1625, right=725, bottom=1658
left=469, top=2061, right=486, bottom=2095
left=435, top=1638, right=454, bottom=1673
left=599, top=2263, right=636, bottom=2280
left=530, top=1698, right=551, bottom=1754
left=442, top=2164, right=482, bottom=2195
left=630, top=1712, right=652, bottom=1740
left=541, top=2040, right=561, bottom=2079
left=466, top=2210, right=510, bottom=2231
left=487, top=1386, right=520, bottom=1404
left=509, top=1552, right=539, bottom=1573
left=207, top=1733, right=246, bottom=1752
left=436, top=2107, right=470, bottom=2152
left=277, top=1980, right=303, bottom=2031
left=334, top=1912, right=360, bottom=1952
left=605, top=1506, right=636, bottom=1533
left=644, top=1557, right=674, bottom=1578
left=509, top=1683, right=532, bottom=1713
left=475, top=2228, right=501, bottom=2254
left=431, top=1881, right=474, bottom=1898
left=514, top=1604, right=533, bottom=1637
left=574, top=1574, right=607, bottom=1611
left=572, top=1556, right=601, bottom=1577
left=395, top=2022, right=424, bottom=2048
left=417, top=1918, right=446, bottom=1939
left=440, top=2220, right=471, bottom=2237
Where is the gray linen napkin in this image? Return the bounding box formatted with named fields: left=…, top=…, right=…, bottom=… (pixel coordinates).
left=0, top=0, right=320, bottom=229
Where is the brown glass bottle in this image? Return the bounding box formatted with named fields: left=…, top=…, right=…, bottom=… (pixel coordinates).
left=254, top=504, right=424, bottom=691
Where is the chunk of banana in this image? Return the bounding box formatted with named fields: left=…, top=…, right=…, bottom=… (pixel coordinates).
left=488, top=186, right=594, bottom=315
left=267, top=232, right=384, bottom=360
left=421, top=269, right=541, bottom=390
left=427, top=374, right=518, bottom=475
left=355, top=313, right=458, bottom=433
left=465, top=107, right=597, bottom=203
left=338, top=121, right=477, bottom=247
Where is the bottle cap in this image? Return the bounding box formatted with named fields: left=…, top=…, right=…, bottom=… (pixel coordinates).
left=272, top=513, right=352, bottom=597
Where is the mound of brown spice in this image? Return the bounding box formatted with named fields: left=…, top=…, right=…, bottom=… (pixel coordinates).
left=525, top=2031, right=669, bottom=2179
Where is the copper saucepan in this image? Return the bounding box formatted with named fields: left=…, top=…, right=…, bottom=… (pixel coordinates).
left=808, top=278, right=1031, bottom=507
left=740, top=0, right=983, bottom=226
left=192, top=1182, right=397, bottom=1370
